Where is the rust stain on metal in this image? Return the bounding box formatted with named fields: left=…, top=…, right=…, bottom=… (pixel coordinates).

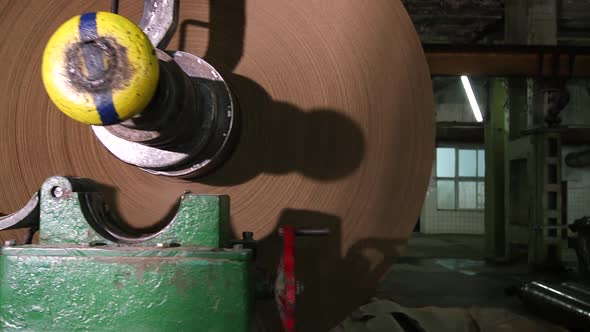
left=171, top=267, right=193, bottom=291
left=65, top=37, right=133, bottom=93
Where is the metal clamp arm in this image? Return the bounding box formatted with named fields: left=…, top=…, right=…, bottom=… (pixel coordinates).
left=0, top=194, right=40, bottom=231
left=139, top=0, right=179, bottom=49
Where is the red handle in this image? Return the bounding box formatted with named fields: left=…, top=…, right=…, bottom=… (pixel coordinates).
left=276, top=225, right=296, bottom=332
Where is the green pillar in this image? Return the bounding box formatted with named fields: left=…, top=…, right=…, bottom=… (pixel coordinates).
left=485, top=79, right=508, bottom=259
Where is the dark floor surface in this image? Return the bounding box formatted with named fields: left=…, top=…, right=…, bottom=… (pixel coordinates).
left=377, top=234, right=536, bottom=314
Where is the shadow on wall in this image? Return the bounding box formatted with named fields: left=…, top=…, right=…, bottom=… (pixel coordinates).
left=177, top=1, right=404, bottom=330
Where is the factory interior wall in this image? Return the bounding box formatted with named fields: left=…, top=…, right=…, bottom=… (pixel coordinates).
left=561, top=80, right=590, bottom=126
left=561, top=81, right=590, bottom=224
left=563, top=145, right=590, bottom=224
left=421, top=77, right=486, bottom=234
left=421, top=80, right=590, bottom=234
left=420, top=166, right=485, bottom=234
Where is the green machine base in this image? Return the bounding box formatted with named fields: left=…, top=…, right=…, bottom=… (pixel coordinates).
left=0, top=177, right=252, bottom=331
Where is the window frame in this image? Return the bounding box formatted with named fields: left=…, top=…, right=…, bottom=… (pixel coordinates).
left=436, top=144, right=485, bottom=211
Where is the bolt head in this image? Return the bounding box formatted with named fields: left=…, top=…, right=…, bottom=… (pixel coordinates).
left=51, top=186, right=64, bottom=198
left=4, top=240, right=16, bottom=247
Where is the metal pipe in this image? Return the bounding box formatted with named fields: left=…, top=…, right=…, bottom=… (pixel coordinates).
left=89, top=0, right=238, bottom=178
left=515, top=281, right=590, bottom=329
left=425, top=44, right=590, bottom=77
left=278, top=228, right=331, bottom=237
left=111, top=0, right=119, bottom=14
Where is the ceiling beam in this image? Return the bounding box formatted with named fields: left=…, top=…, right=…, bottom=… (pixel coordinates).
left=425, top=44, right=590, bottom=78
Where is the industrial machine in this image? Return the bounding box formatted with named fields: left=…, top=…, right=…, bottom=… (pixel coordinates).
left=0, top=0, right=435, bottom=330
left=0, top=176, right=251, bottom=330
left=0, top=175, right=322, bottom=331
left=40, top=3, right=238, bottom=178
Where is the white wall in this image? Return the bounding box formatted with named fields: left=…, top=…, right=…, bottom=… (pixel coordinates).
left=421, top=80, right=590, bottom=234
left=423, top=77, right=486, bottom=234
left=420, top=143, right=589, bottom=234
left=420, top=166, right=485, bottom=234
left=560, top=81, right=590, bottom=223
left=563, top=145, right=590, bottom=224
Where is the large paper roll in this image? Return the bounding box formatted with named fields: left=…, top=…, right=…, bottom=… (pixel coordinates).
left=0, top=0, right=434, bottom=329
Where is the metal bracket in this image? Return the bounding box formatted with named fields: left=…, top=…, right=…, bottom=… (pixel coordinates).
left=0, top=194, right=39, bottom=231
left=139, top=0, right=178, bottom=49
left=0, top=176, right=229, bottom=247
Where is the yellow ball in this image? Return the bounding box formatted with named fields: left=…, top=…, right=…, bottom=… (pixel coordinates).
left=42, top=12, right=159, bottom=125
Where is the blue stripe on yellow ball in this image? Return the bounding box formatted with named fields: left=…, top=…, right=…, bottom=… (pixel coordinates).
left=42, top=12, right=159, bottom=125
left=79, top=12, right=120, bottom=125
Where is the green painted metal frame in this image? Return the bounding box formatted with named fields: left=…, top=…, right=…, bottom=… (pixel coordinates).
left=38, top=177, right=231, bottom=247
left=0, top=176, right=252, bottom=331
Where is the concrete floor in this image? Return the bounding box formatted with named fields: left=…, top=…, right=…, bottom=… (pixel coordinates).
left=376, top=234, right=529, bottom=312
left=330, top=233, right=576, bottom=331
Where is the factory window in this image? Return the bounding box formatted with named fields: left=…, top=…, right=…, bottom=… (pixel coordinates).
left=436, top=147, right=485, bottom=210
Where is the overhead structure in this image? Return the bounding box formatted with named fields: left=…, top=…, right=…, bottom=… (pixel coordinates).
left=0, top=0, right=434, bottom=329
left=425, top=45, right=590, bottom=78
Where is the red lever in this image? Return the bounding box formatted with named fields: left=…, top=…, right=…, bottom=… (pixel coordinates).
left=276, top=225, right=297, bottom=332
